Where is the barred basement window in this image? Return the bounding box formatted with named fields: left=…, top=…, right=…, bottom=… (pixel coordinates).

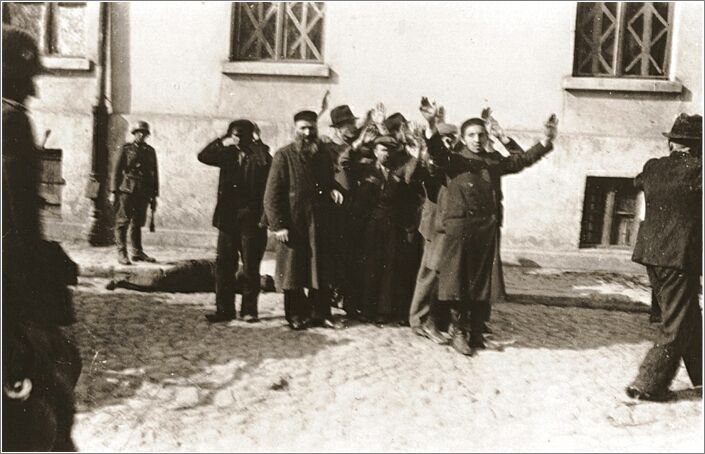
left=230, top=2, right=325, bottom=62
left=579, top=177, right=639, bottom=249
left=573, top=2, right=673, bottom=78
left=3, top=2, right=87, bottom=57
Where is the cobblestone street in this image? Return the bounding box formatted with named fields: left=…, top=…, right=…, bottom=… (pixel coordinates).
left=66, top=272, right=703, bottom=452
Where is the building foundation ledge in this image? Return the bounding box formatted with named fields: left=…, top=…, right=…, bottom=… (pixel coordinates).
left=562, top=76, right=683, bottom=94
left=222, top=61, right=331, bottom=78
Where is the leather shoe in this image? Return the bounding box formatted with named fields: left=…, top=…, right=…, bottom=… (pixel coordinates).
left=323, top=318, right=344, bottom=329
left=131, top=252, right=157, bottom=263
left=241, top=314, right=260, bottom=323
left=118, top=255, right=132, bottom=266
left=205, top=312, right=235, bottom=323
left=414, top=323, right=449, bottom=345
left=625, top=386, right=674, bottom=402
left=288, top=318, right=307, bottom=331
left=450, top=330, right=473, bottom=356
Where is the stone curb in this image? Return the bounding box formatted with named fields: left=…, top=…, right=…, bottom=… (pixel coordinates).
left=510, top=293, right=650, bottom=314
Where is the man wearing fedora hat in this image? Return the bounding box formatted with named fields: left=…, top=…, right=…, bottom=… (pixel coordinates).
left=326, top=104, right=379, bottom=318
left=626, top=113, right=702, bottom=401
left=111, top=120, right=159, bottom=265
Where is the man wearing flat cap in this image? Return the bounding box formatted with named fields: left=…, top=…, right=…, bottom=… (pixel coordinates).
left=263, top=110, right=345, bottom=330
left=626, top=113, right=702, bottom=402
left=198, top=120, right=272, bottom=323
left=111, top=120, right=159, bottom=265
left=353, top=135, right=421, bottom=324
left=3, top=24, right=81, bottom=451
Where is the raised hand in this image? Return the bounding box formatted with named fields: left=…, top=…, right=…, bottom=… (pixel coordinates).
left=436, top=105, right=446, bottom=123
left=318, top=89, right=331, bottom=116
left=483, top=108, right=508, bottom=143
left=419, top=97, right=438, bottom=122
left=371, top=102, right=386, bottom=125
left=544, top=114, right=558, bottom=142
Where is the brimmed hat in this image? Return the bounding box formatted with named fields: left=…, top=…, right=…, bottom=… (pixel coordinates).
left=294, top=110, right=318, bottom=123
left=662, top=113, right=702, bottom=141
left=131, top=121, right=151, bottom=134
left=330, top=105, right=358, bottom=128
left=373, top=135, right=398, bottom=148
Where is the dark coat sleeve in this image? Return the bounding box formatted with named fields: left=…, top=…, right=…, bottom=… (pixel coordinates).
left=111, top=145, right=127, bottom=193
left=497, top=141, right=553, bottom=175
left=634, top=158, right=657, bottom=191
left=503, top=137, right=525, bottom=155
left=197, top=139, right=227, bottom=167
left=263, top=150, right=290, bottom=231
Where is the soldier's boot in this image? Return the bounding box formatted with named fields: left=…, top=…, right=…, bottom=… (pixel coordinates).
left=115, top=225, right=131, bottom=265
left=129, top=225, right=156, bottom=262
left=449, top=308, right=473, bottom=356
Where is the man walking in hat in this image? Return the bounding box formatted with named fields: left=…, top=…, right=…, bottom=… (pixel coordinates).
left=198, top=120, right=272, bottom=323
left=263, top=110, right=345, bottom=330
left=111, top=121, right=159, bottom=265
left=626, top=113, right=702, bottom=401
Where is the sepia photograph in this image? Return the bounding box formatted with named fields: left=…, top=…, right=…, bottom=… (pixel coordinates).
left=1, top=1, right=703, bottom=452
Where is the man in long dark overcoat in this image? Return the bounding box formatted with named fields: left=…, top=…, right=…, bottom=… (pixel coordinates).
left=198, top=120, right=272, bottom=323
left=626, top=113, right=702, bottom=401
left=3, top=25, right=81, bottom=451
left=263, top=110, right=345, bottom=330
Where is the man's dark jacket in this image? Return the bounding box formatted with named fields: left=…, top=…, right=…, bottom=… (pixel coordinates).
left=632, top=151, right=702, bottom=274
left=198, top=139, right=272, bottom=233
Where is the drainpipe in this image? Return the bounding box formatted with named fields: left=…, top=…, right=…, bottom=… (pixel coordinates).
left=86, top=2, right=112, bottom=246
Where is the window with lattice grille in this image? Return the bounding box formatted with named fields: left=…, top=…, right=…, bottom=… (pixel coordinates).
left=580, top=177, right=639, bottom=248
left=230, top=2, right=325, bottom=63
left=3, top=2, right=87, bottom=57
left=573, top=2, right=673, bottom=78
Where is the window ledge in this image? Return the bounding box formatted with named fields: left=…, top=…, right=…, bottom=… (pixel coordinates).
left=41, top=56, right=92, bottom=72
left=563, top=76, right=682, bottom=93
left=222, top=61, right=330, bottom=78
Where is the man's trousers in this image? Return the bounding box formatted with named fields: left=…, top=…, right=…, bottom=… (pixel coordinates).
left=631, top=266, right=702, bottom=393
left=214, top=220, right=267, bottom=318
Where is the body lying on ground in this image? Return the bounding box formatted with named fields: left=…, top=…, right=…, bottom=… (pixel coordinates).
left=105, top=259, right=275, bottom=293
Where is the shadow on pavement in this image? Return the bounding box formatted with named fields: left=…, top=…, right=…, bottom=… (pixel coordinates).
left=490, top=302, right=656, bottom=350
left=68, top=290, right=348, bottom=413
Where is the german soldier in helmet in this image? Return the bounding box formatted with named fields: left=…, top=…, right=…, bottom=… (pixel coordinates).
left=111, top=120, right=160, bottom=265
left=626, top=113, right=703, bottom=401
left=3, top=25, right=81, bottom=451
